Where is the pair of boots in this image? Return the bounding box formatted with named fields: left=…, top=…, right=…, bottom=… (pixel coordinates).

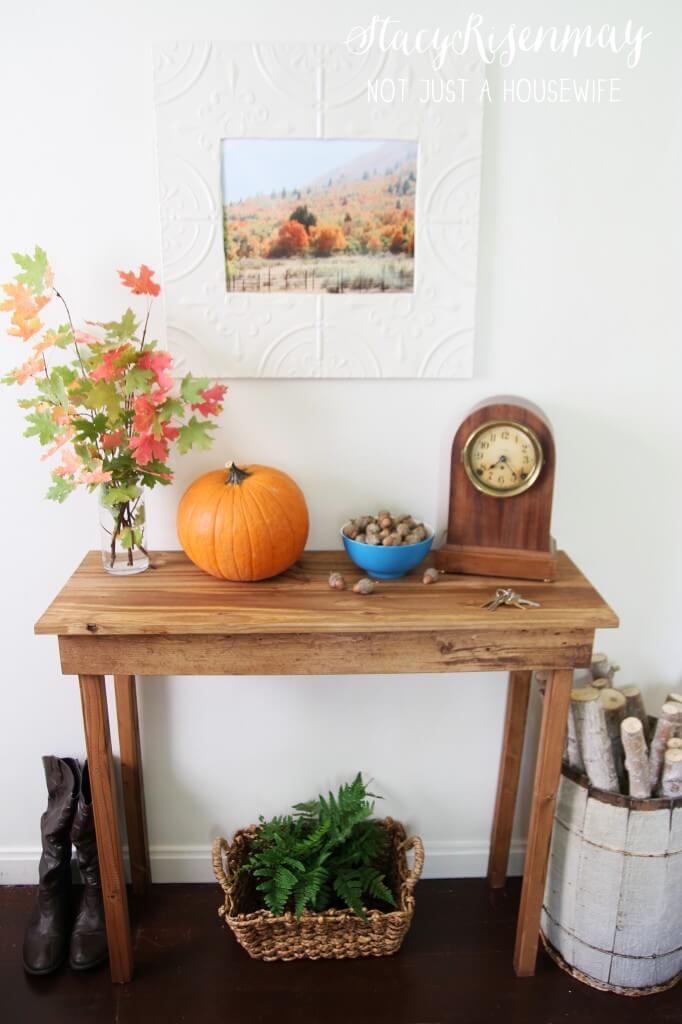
left=23, top=757, right=108, bottom=975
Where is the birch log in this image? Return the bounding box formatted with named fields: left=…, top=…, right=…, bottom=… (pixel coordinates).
left=566, top=702, right=585, bottom=772
left=666, top=692, right=682, bottom=705
left=667, top=737, right=682, bottom=750
left=620, top=717, right=651, bottom=798
left=599, top=688, right=627, bottom=783
left=590, top=653, right=619, bottom=684
left=590, top=677, right=609, bottom=691
left=535, top=671, right=549, bottom=698
left=661, top=749, right=682, bottom=798
left=649, top=703, right=682, bottom=790
left=571, top=687, right=619, bottom=792
left=620, top=685, right=649, bottom=743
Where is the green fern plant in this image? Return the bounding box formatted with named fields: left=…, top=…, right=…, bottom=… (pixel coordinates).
left=243, top=773, right=397, bottom=920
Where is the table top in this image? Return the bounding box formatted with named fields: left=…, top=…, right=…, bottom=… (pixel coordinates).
left=35, top=550, right=618, bottom=638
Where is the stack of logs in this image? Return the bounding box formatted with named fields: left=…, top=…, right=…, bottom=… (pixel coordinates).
left=537, top=655, right=682, bottom=799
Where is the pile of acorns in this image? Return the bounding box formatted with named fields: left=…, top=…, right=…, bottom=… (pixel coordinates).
left=342, top=512, right=429, bottom=547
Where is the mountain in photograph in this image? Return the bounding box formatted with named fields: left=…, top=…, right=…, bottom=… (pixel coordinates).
left=306, top=140, right=418, bottom=190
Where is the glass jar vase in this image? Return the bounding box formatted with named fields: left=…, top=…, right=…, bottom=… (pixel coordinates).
left=99, top=486, right=149, bottom=575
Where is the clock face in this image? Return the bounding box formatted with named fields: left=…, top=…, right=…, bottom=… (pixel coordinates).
left=463, top=420, right=543, bottom=498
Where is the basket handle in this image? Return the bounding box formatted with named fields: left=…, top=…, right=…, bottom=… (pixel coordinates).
left=211, top=836, right=231, bottom=894
left=400, top=835, right=425, bottom=893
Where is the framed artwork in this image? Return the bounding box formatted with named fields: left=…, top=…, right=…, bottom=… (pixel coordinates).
left=153, top=42, right=483, bottom=379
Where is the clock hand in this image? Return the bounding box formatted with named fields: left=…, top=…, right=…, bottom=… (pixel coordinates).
left=486, top=455, right=517, bottom=479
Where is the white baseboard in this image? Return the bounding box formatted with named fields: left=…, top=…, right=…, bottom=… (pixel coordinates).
left=0, top=840, right=526, bottom=886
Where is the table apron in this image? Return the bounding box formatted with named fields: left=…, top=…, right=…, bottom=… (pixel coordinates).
left=58, top=628, right=595, bottom=676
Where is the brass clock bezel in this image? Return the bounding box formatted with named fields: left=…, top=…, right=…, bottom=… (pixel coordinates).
left=462, top=419, right=544, bottom=498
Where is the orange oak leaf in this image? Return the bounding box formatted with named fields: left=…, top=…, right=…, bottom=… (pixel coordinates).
left=118, top=264, right=161, bottom=297
left=79, top=464, right=113, bottom=485
left=13, top=353, right=44, bottom=383
left=1, top=282, right=50, bottom=320
left=41, top=426, right=76, bottom=460
left=8, top=316, right=43, bottom=342
left=54, top=447, right=83, bottom=478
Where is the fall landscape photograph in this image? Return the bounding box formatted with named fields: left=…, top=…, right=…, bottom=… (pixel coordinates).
left=221, top=138, right=417, bottom=293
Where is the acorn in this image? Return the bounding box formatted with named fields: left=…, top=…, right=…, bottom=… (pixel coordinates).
left=329, top=571, right=346, bottom=590
left=353, top=577, right=375, bottom=595
left=423, top=567, right=441, bottom=584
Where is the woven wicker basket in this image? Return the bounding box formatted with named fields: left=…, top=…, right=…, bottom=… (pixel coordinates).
left=211, top=817, right=424, bottom=961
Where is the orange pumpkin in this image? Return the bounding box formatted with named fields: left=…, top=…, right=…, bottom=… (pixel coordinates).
left=177, top=462, right=309, bottom=581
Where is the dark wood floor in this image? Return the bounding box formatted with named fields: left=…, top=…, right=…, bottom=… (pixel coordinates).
left=1, top=880, right=679, bottom=1023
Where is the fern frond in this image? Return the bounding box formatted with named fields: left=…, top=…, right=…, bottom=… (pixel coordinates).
left=333, top=869, right=367, bottom=921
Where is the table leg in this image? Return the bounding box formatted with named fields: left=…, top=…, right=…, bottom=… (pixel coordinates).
left=79, top=674, right=133, bottom=983
left=513, top=668, right=573, bottom=977
left=487, top=670, right=532, bottom=889
left=114, top=675, right=151, bottom=895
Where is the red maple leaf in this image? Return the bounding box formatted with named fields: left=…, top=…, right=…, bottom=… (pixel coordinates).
left=118, top=264, right=161, bottom=297
left=191, top=383, right=227, bottom=417
left=129, top=422, right=178, bottom=466
left=100, top=429, right=126, bottom=451
left=90, top=344, right=132, bottom=382
left=138, top=349, right=173, bottom=391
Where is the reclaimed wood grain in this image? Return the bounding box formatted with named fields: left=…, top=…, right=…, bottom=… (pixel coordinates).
left=114, top=675, right=150, bottom=895
left=58, top=628, right=595, bottom=677
left=514, top=668, right=573, bottom=977
left=488, top=670, right=532, bottom=888
left=35, top=550, right=618, bottom=638
left=79, top=675, right=132, bottom=983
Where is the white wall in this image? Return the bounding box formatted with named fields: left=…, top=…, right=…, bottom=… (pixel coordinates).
left=1, top=0, right=681, bottom=882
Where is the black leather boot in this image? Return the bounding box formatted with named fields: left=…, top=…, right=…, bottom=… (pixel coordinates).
left=23, top=757, right=80, bottom=975
left=69, top=762, right=108, bottom=970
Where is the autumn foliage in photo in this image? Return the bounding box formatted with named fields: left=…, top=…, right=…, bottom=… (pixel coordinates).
left=222, top=139, right=417, bottom=293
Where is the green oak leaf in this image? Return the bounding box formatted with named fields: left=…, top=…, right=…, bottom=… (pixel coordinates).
left=180, top=374, right=210, bottom=404
left=46, top=474, right=76, bottom=503
left=12, top=245, right=49, bottom=294
left=124, top=366, right=154, bottom=395
left=24, top=410, right=60, bottom=445
left=84, top=380, right=122, bottom=423
left=177, top=415, right=217, bottom=454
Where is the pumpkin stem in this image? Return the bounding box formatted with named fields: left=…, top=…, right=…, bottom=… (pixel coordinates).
left=225, top=461, right=251, bottom=486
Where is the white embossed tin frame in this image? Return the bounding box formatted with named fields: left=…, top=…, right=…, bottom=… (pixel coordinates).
left=153, top=41, right=483, bottom=379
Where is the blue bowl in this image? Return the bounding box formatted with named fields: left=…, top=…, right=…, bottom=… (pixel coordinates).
left=341, top=524, right=434, bottom=579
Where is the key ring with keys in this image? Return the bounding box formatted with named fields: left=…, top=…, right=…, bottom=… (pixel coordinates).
left=481, top=587, right=541, bottom=611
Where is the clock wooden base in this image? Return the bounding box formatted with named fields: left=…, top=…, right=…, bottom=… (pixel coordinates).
left=435, top=540, right=558, bottom=582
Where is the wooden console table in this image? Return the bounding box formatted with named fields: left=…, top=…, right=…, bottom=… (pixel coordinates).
left=35, top=549, right=617, bottom=984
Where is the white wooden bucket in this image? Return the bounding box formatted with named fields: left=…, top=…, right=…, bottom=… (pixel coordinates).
left=541, top=764, right=682, bottom=995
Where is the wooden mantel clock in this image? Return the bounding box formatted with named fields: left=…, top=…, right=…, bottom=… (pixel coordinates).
left=435, top=397, right=557, bottom=581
